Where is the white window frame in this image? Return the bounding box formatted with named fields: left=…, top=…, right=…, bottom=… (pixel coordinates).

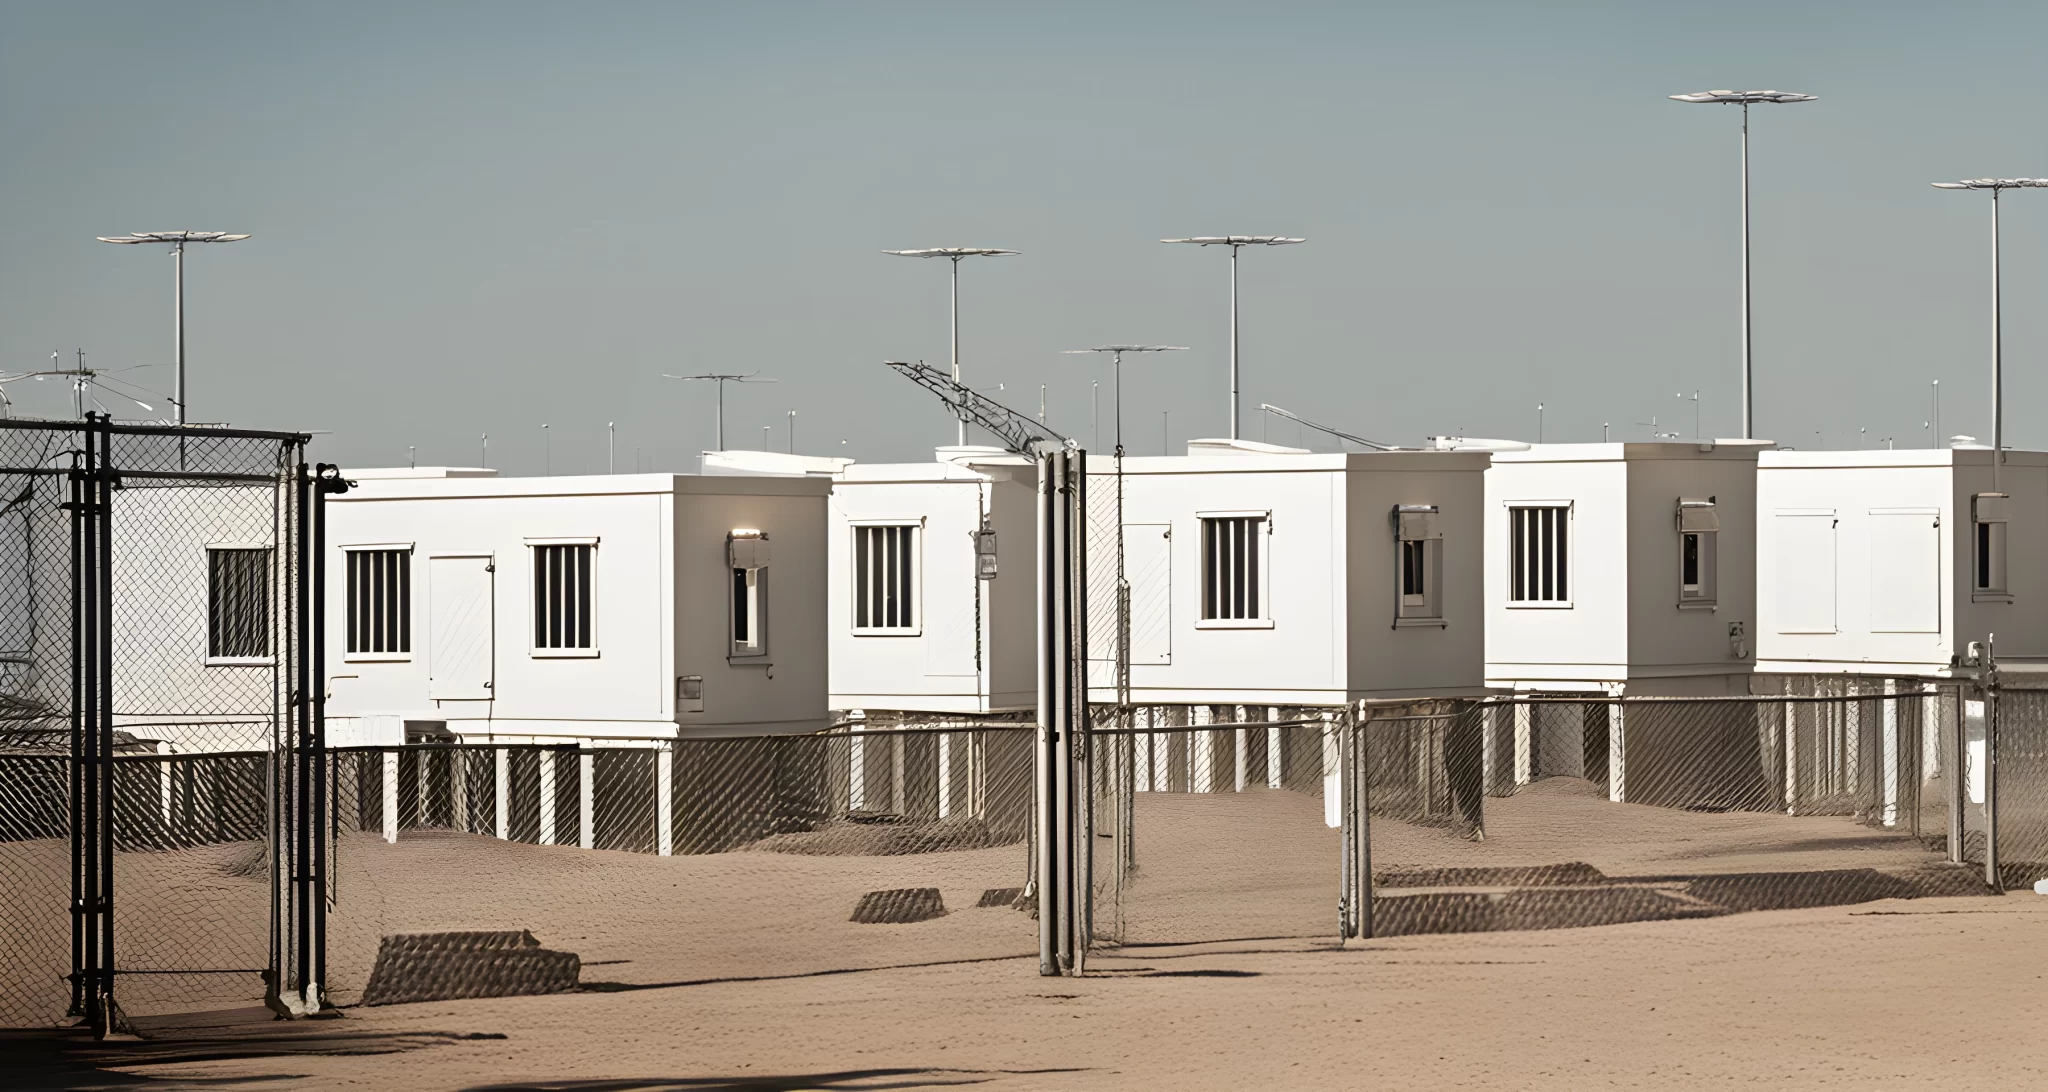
left=1676, top=498, right=1719, bottom=610
left=849, top=519, right=923, bottom=636
left=1505, top=501, right=1573, bottom=609
left=527, top=537, right=599, bottom=658
left=1973, top=493, right=2011, bottom=602
left=206, top=541, right=275, bottom=666
left=729, top=530, right=771, bottom=660
left=1393, top=505, right=1445, bottom=628
left=343, top=542, right=414, bottom=662
left=1195, top=509, right=1273, bottom=630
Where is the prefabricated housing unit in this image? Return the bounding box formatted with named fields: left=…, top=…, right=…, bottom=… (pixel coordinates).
left=1085, top=441, right=1493, bottom=709
left=1484, top=441, right=1769, bottom=698
left=1756, top=447, right=2048, bottom=678
left=323, top=468, right=830, bottom=745
left=702, top=446, right=1039, bottom=716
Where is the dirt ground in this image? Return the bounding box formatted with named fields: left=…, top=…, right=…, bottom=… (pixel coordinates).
left=16, top=893, right=2047, bottom=1090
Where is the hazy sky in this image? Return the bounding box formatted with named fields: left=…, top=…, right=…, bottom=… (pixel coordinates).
left=3, top=1, right=2045, bottom=473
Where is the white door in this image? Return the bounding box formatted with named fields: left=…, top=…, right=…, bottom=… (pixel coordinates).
left=1125, top=524, right=1172, bottom=666
left=1869, top=510, right=1941, bottom=633
left=1776, top=512, right=1838, bottom=634
left=429, top=555, right=494, bottom=699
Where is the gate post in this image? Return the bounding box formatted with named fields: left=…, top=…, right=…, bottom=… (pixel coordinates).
left=1339, top=703, right=1373, bottom=945
left=1036, top=447, right=1085, bottom=976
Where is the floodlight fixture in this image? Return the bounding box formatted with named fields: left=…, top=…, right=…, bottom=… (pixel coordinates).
left=884, top=247, right=1019, bottom=445
left=1060, top=346, right=1187, bottom=456
left=1931, top=178, right=2048, bottom=490
left=662, top=372, right=777, bottom=451
left=1668, top=89, right=1816, bottom=439
left=96, top=231, right=251, bottom=426
left=1161, top=236, right=1305, bottom=440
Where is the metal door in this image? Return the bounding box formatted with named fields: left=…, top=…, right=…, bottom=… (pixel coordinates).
left=429, top=556, right=493, bottom=699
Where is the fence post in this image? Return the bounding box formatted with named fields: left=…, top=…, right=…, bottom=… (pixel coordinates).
left=1339, top=704, right=1373, bottom=944
left=656, top=745, right=674, bottom=856
left=538, top=752, right=557, bottom=846
left=578, top=749, right=595, bottom=851
left=937, top=731, right=952, bottom=819
left=1949, top=685, right=1966, bottom=865
left=1984, top=644, right=2001, bottom=890
left=380, top=751, right=398, bottom=844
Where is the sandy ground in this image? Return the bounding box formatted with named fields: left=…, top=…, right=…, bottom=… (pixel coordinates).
left=20, top=893, right=2048, bottom=1090
left=1107, top=779, right=1953, bottom=944
left=5, top=778, right=1959, bottom=1024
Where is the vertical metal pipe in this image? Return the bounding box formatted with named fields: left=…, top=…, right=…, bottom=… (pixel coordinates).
left=1740, top=103, right=1752, bottom=439
left=68, top=419, right=88, bottom=1021
left=1991, top=190, right=2002, bottom=494
left=951, top=257, right=965, bottom=448
left=95, top=414, right=115, bottom=1032
left=1228, top=246, right=1240, bottom=440
left=310, top=459, right=329, bottom=1002
left=173, top=243, right=186, bottom=426
left=1949, top=684, right=1965, bottom=865
left=1984, top=679, right=2001, bottom=889
left=1036, top=450, right=1057, bottom=975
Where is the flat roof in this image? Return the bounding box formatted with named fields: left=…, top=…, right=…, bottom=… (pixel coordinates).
left=1093, top=449, right=1491, bottom=475
left=1760, top=448, right=2048, bottom=469
left=333, top=471, right=831, bottom=502
left=1490, top=440, right=1775, bottom=464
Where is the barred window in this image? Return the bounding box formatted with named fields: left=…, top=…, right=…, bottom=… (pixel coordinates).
left=853, top=524, right=917, bottom=632
left=1201, top=516, right=1264, bottom=621
left=208, top=548, right=272, bottom=659
left=733, top=567, right=761, bottom=649
left=1509, top=505, right=1570, bottom=604
left=346, top=549, right=411, bottom=655
left=533, top=543, right=594, bottom=650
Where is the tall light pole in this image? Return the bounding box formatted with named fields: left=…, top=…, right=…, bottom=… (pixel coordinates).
left=1162, top=236, right=1304, bottom=441
left=662, top=372, right=777, bottom=451
left=542, top=423, right=551, bottom=475
left=1931, top=379, right=1940, bottom=449
left=883, top=247, right=1019, bottom=445
left=787, top=409, right=796, bottom=454
left=1536, top=403, right=1545, bottom=443
left=95, top=230, right=250, bottom=426
left=1931, top=179, right=2048, bottom=491
left=1669, top=91, right=1816, bottom=440
left=1677, top=390, right=1701, bottom=440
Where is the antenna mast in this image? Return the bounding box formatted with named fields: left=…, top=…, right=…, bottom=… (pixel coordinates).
left=883, top=361, right=1072, bottom=455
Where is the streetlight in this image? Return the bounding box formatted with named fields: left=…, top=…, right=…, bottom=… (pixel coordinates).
left=1062, top=346, right=1188, bottom=458
left=1668, top=90, right=1817, bottom=440
left=787, top=409, right=796, bottom=454
left=1161, top=236, right=1305, bottom=441
left=95, top=230, right=251, bottom=426
left=1931, top=178, right=2048, bottom=491
left=883, top=247, right=1019, bottom=446
left=1536, top=403, right=1545, bottom=443
left=542, top=423, right=551, bottom=475
left=608, top=422, right=615, bottom=473
left=661, top=372, right=777, bottom=450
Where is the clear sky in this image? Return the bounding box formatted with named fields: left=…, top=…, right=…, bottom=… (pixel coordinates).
left=3, top=1, right=2045, bottom=472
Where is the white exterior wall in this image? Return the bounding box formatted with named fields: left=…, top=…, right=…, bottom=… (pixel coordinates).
left=826, top=457, right=1035, bottom=714
left=325, top=472, right=829, bottom=743
left=1485, top=450, right=1629, bottom=691
left=1756, top=449, right=2048, bottom=676
left=1486, top=442, right=1764, bottom=695
left=1086, top=449, right=1489, bottom=705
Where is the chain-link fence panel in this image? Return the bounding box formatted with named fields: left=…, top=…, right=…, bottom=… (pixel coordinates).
left=1087, top=706, right=1344, bottom=950
left=0, top=419, right=309, bottom=1030
left=325, top=724, right=1037, bottom=1007
left=1991, top=684, right=2048, bottom=888
left=1365, top=693, right=1976, bottom=938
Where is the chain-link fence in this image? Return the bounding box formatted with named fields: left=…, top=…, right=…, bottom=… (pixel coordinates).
left=0, top=417, right=312, bottom=1031
left=318, top=723, right=1038, bottom=1007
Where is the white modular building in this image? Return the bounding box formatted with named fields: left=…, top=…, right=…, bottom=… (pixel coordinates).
left=323, top=468, right=831, bottom=745
left=704, top=446, right=1039, bottom=716
left=1484, top=441, right=1772, bottom=697
left=1756, top=447, right=2048, bottom=678
left=1085, top=440, right=1493, bottom=707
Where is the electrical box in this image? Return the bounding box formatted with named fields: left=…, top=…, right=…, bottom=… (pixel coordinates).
left=676, top=675, right=704, bottom=714
left=975, top=528, right=998, bottom=580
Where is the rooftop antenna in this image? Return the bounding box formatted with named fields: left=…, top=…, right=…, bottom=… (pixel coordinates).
left=1537, top=403, right=1545, bottom=443
left=1637, top=415, right=1679, bottom=440
left=883, top=247, right=1019, bottom=446
left=661, top=372, right=777, bottom=450
left=1258, top=402, right=1399, bottom=451
left=481, top=433, right=489, bottom=468
left=17, top=348, right=160, bottom=420
left=95, top=230, right=250, bottom=427
left=1161, top=235, right=1305, bottom=440
left=1930, top=379, right=1941, bottom=450
left=1677, top=390, right=1701, bottom=439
